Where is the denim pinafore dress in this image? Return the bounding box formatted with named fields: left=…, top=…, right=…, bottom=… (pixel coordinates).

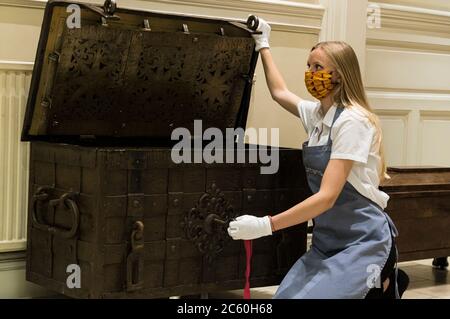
left=274, top=106, right=399, bottom=299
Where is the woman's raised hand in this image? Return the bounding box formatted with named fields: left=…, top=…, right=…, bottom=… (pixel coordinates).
left=251, top=17, right=271, bottom=52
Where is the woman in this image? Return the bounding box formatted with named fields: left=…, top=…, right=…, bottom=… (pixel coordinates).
left=227, top=18, right=409, bottom=299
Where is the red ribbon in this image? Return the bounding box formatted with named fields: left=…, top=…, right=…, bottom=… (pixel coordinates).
left=244, top=240, right=253, bottom=299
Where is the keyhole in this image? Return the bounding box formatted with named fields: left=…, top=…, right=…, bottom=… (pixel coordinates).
left=132, top=260, right=140, bottom=285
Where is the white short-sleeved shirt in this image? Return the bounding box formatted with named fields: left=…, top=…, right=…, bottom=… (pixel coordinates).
left=297, top=99, right=390, bottom=209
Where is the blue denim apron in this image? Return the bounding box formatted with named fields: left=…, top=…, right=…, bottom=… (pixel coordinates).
left=274, top=106, right=400, bottom=299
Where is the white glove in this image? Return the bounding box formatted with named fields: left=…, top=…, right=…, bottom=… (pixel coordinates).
left=227, top=215, right=272, bottom=240
left=251, top=17, right=271, bottom=52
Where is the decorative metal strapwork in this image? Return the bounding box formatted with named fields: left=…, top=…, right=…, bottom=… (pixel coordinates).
left=183, top=183, right=236, bottom=263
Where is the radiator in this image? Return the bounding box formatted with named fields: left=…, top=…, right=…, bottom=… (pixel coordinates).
left=0, top=62, right=32, bottom=252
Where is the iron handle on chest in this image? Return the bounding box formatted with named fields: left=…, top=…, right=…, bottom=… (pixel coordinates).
left=32, top=187, right=80, bottom=239
left=82, top=0, right=120, bottom=20
left=246, top=15, right=260, bottom=31
left=203, top=213, right=228, bottom=234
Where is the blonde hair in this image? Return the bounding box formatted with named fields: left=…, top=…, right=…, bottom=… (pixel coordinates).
left=311, top=41, right=390, bottom=182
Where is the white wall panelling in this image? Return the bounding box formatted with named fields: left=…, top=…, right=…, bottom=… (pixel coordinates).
left=366, top=48, right=450, bottom=92
left=375, top=0, right=449, bottom=12
left=319, top=0, right=369, bottom=74
left=366, top=1, right=450, bottom=166
left=419, top=111, right=450, bottom=166
left=374, top=109, right=410, bottom=166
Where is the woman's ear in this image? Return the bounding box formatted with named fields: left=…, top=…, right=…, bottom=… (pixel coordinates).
left=333, top=72, right=341, bottom=84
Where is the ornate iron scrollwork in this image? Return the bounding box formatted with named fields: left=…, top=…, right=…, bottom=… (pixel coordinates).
left=183, top=183, right=236, bottom=263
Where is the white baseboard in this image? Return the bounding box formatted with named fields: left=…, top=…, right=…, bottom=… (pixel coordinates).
left=0, top=252, right=53, bottom=299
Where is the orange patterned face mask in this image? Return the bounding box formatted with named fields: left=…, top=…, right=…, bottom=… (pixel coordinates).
left=304, top=70, right=336, bottom=99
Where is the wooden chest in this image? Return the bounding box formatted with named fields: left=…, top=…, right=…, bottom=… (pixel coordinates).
left=380, top=166, right=450, bottom=263
left=22, top=0, right=309, bottom=298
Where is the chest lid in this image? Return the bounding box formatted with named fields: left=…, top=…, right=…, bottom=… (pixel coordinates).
left=22, top=0, right=258, bottom=144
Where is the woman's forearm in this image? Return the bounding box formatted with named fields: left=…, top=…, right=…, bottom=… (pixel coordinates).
left=259, top=48, right=301, bottom=117
left=271, top=192, right=333, bottom=231
left=260, top=48, right=289, bottom=98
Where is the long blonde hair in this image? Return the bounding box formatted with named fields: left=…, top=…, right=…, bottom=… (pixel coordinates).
left=311, top=41, right=390, bottom=181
